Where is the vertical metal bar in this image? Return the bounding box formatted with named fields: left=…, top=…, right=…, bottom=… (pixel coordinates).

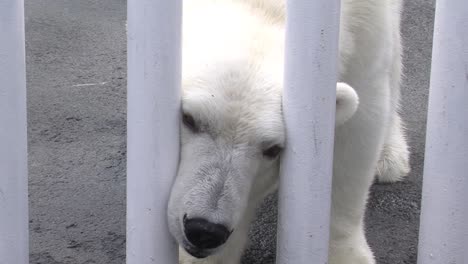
left=126, top=0, right=182, bottom=263
left=276, top=0, right=341, bottom=263
left=417, top=1, right=468, bottom=263
left=0, top=0, right=29, bottom=263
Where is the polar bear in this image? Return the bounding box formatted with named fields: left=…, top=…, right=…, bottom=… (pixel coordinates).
left=167, top=0, right=411, bottom=264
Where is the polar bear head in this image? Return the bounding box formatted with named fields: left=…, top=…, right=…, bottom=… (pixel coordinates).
left=167, top=59, right=358, bottom=258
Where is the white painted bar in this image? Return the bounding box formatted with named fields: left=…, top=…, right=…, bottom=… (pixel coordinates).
left=417, top=1, right=468, bottom=263
left=0, top=1, right=29, bottom=264
left=276, top=0, right=341, bottom=263
left=126, top=0, right=182, bottom=263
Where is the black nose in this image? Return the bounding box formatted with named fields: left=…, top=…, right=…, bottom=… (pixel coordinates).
left=184, top=217, right=231, bottom=250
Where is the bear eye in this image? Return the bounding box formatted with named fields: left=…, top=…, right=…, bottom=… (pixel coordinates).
left=263, top=145, right=283, bottom=159
left=182, top=112, right=199, bottom=132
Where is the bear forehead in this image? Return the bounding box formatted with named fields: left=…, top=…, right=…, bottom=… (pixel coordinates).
left=182, top=65, right=284, bottom=145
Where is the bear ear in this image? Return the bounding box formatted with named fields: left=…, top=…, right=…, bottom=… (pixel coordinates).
left=335, top=82, right=359, bottom=126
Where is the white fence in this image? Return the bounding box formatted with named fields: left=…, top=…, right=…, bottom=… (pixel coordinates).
left=0, top=0, right=29, bottom=263
left=417, top=1, right=468, bottom=263
left=276, top=1, right=340, bottom=263
left=126, top=1, right=182, bottom=263
left=0, top=0, right=467, bottom=263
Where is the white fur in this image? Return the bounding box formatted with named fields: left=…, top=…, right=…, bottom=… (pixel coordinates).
left=336, top=82, right=360, bottom=127
left=168, top=1, right=411, bottom=263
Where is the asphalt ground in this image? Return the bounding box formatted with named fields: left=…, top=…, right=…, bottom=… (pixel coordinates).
left=25, top=0, right=435, bottom=263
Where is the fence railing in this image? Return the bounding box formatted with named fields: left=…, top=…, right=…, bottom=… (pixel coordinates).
left=126, top=0, right=182, bottom=263
left=417, top=1, right=468, bottom=263
left=0, top=0, right=29, bottom=263
left=1, top=0, right=467, bottom=263
left=276, top=1, right=340, bottom=263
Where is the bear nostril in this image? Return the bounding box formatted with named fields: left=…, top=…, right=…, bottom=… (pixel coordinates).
left=183, top=218, right=231, bottom=250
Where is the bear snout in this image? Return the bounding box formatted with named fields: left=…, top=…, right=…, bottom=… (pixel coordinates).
left=183, top=216, right=231, bottom=252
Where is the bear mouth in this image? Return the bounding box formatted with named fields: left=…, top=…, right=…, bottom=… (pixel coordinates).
left=183, top=243, right=211, bottom=259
